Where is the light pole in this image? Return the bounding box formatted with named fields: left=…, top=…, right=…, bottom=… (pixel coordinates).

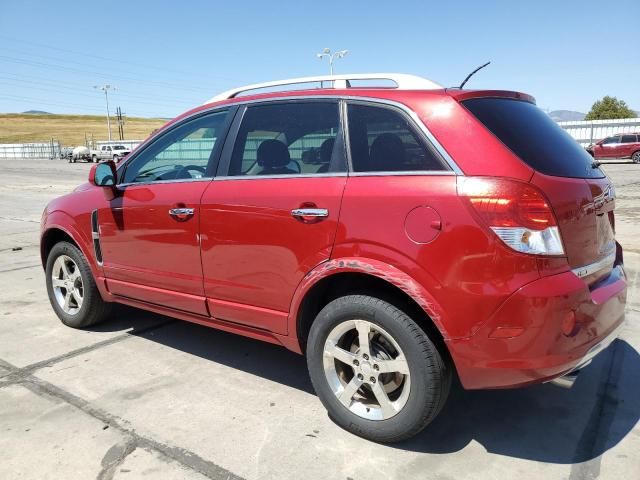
left=94, top=85, right=115, bottom=141
left=316, top=48, right=349, bottom=76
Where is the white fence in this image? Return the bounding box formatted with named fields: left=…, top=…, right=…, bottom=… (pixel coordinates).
left=0, top=142, right=61, bottom=159
left=558, top=118, right=640, bottom=147
left=0, top=140, right=144, bottom=160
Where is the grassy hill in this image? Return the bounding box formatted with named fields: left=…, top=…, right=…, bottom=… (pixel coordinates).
left=0, top=113, right=167, bottom=146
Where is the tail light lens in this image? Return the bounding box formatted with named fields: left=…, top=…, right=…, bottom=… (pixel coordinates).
left=457, top=177, right=565, bottom=256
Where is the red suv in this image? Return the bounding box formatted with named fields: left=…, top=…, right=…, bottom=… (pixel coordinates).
left=41, top=74, right=626, bottom=442
left=587, top=132, right=640, bottom=163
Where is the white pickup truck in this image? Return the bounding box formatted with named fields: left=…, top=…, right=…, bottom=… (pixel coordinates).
left=90, top=144, right=132, bottom=163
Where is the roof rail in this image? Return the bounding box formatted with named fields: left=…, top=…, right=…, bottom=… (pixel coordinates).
left=205, top=73, right=442, bottom=104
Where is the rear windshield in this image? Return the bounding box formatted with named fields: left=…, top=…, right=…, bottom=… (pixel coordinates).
left=463, top=97, right=604, bottom=179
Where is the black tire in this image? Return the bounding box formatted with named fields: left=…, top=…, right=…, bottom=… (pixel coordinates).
left=92, top=155, right=98, bottom=163
left=45, top=241, right=112, bottom=328
left=306, top=295, right=451, bottom=443
left=632, top=151, right=640, bottom=164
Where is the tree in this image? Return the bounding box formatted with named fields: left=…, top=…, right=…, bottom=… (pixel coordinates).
left=585, top=96, right=636, bottom=120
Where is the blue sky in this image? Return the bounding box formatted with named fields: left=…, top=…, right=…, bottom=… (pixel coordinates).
left=1, top=0, right=638, bottom=118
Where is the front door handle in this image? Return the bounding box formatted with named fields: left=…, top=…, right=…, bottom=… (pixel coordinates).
left=169, top=207, right=195, bottom=221
left=291, top=208, right=329, bottom=223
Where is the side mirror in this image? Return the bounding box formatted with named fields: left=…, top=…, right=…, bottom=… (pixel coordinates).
left=90, top=160, right=117, bottom=187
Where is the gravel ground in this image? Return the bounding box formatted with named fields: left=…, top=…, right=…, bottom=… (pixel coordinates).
left=0, top=158, right=638, bottom=480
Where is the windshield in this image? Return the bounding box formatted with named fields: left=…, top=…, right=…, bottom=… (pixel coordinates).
left=463, top=97, right=604, bottom=179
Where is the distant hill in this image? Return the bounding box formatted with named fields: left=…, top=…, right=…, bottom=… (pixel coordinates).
left=22, top=110, right=52, bottom=115
left=549, top=110, right=585, bottom=122
left=0, top=113, right=166, bottom=145
left=549, top=109, right=639, bottom=122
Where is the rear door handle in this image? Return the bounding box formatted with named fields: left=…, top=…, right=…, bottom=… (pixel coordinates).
left=291, top=208, right=329, bottom=218
left=169, top=207, right=195, bottom=220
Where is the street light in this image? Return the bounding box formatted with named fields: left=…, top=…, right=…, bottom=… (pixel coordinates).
left=316, top=48, right=349, bottom=76
left=93, top=85, right=115, bottom=142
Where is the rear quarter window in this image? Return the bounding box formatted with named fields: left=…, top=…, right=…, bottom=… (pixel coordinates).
left=463, top=97, right=604, bottom=179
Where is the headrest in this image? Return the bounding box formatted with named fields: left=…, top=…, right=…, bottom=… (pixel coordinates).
left=257, top=140, right=291, bottom=168
left=319, top=138, right=335, bottom=164
left=369, top=133, right=405, bottom=171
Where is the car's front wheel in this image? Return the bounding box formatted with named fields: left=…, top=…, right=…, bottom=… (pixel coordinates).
left=46, top=241, right=112, bottom=328
left=306, top=295, right=451, bottom=443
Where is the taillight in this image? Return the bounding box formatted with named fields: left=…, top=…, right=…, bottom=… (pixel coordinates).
left=457, top=177, right=565, bottom=256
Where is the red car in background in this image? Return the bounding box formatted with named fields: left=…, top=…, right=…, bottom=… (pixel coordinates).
left=587, top=132, right=640, bottom=163
left=40, top=73, right=626, bottom=442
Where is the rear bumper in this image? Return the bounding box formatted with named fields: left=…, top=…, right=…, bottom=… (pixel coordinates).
left=447, top=264, right=626, bottom=389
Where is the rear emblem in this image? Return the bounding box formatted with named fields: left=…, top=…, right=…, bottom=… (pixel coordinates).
left=604, top=185, right=615, bottom=202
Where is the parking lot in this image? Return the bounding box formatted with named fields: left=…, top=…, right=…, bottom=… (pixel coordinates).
left=0, top=158, right=638, bottom=480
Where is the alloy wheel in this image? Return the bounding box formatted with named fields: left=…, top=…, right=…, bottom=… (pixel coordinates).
left=323, top=319, right=411, bottom=420
left=51, top=255, right=84, bottom=315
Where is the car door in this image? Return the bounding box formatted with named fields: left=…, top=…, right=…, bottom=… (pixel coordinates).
left=597, top=136, right=620, bottom=159
left=199, top=100, right=347, bottom=334
left=620, top=134, right=637, bottom=158
left=97, top=108, right=234, bottom=315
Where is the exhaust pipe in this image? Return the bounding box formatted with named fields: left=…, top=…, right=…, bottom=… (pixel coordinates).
left=550, top=370, right=580, bottom=389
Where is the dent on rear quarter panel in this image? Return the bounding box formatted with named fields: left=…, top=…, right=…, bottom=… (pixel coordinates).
left=288, top=257, right=449, bottom=339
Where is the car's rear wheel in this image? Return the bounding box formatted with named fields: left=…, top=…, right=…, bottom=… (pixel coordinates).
left=306, top=295, right=451, bottom=443
left=92, top=155, right=98, bottom=163
left=46, top=241, right=112, bottom=328
left=632, top=151, right=640, bottom=164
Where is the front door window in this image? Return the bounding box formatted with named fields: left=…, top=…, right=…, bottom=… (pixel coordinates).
left=122, top=110, right=230, bottom=184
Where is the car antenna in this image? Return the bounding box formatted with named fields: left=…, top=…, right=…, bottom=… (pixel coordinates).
left=459, top=61, right=491, bottom=89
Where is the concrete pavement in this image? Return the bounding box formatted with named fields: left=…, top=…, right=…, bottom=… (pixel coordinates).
left=0, top=158, right=638, bottom=479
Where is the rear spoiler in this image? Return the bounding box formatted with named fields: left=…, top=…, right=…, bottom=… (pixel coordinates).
left=446, top=89, right=536, bottom=104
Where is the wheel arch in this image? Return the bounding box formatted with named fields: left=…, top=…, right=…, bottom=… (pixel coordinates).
left=290, top=258, right=451, bottom=358
left=40, top=227, right=78, bottom=268
left=40, top=212, right=95, bottom=272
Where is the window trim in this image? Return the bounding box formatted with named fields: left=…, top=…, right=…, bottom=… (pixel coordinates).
left=117, top=95, right=462, bottom=184
left=343, top=99, right=453, bottom=175
left=117, top=106, right=238, bottom=187
left=216, top=98, right=348, bottom=178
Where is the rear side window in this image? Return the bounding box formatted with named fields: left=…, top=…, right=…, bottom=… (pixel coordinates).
left=347, top=104, right=447, bottom=172
left=463, top=98, right=604, bottom=179
left=621, top=135, right=637, bottom=143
